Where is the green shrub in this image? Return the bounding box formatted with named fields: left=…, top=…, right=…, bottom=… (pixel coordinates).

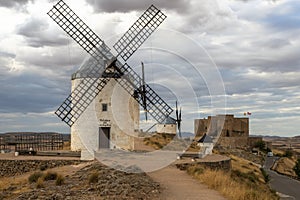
left=43, top=171, right=58, bottom=181
left=260, top=168, right=270, bottom=183
left=88, top=172, right=99, bottom=184
left=28, top=172, right=44, bottom=183
left=55, top=174, right=65, bottom=186
left=254, top=141, right=266, bottom=151
left=283, top=150, right=293, bottom=158
left=293, top=159, right=300, bottom=178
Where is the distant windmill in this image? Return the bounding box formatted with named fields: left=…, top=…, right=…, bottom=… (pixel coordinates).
left=175, top=101, right=182, bottom=138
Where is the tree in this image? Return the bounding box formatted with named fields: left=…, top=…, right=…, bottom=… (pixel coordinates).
left=293, top=159, right=300, bottom=178
left=254, top=141, right=266, bottom=151
left=283, top=150, right=293, bottom=158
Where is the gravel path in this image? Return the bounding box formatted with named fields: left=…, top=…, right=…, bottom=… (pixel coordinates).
left=148, top=165, right=227, bottom=200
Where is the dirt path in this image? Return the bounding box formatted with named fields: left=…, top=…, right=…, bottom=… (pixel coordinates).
left=148, top=165, right=227, bottom=200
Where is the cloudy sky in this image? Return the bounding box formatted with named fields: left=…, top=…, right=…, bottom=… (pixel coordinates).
left=0, top=0, right=299, bottom=136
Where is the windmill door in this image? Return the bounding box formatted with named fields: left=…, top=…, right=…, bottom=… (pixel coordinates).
left=99, top=127, right=110, bottom=149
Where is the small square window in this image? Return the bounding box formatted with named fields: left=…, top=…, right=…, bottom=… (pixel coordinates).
left=102, top=104, right=108, bottom=112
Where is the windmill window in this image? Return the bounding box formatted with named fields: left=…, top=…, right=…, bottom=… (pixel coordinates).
left=102, top=104, right=108, bottom=112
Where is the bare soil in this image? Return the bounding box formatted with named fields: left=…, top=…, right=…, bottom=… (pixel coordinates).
left=148, top=165, right=226, bottom=200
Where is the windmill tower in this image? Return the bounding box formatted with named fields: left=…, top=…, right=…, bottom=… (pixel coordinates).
left=48, top=1, right=175, bottom=159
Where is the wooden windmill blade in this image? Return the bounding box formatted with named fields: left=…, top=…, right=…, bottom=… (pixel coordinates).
left=112, top=62, right=173, bottom=124
left=141, top=62, right=148, bottom=121
left=175, top=101, right=182, bottom=138
left=48, top=0, right=172, bottom=126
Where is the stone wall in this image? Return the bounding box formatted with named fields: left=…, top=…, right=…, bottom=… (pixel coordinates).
left=194, top=115, right=249, bottom=138
left=176, top=158, right=231, bottom=171
left=216, top=137, right=249, bottom=149
left=0, top=160, right=81, bottom=178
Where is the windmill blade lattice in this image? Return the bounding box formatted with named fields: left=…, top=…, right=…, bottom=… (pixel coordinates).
left=56, top=77, right=109, bottom=126
left=48, top=0, right=172, bottom=126
left=113, top=62, right=173, bottom=123
left=48, top=0, right=113, bottom=62
left=113, top=5, right=166, bottom=62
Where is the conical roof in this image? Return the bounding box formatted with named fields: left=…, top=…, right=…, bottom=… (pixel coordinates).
left=198, top=133, right=213, bottom=143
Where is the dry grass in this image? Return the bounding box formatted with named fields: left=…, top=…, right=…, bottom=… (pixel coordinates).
left=187, top=166, right=278, bottom=200
left=0, top=175, right=28, bottom=190
left=63, top=141, right=71, bottom=150
left=187, top=154, right=279, bottom=200
left=36, top=177, right=44, bottom=189
left=230, top=155, right=264, bottom=182
left=144, top=133, right=176, bottom=150
left=55, top=174, right=65, bottom=186
left=272, top=157, right=297, bottom=177
left=88, top=172, right=99, bottom=184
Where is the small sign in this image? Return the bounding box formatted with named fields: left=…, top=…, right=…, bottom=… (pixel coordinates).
left=99, top=119, right=111, bottom=127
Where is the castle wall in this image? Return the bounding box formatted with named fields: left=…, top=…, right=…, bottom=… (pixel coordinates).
left=194, top=115, right=249, bottom=148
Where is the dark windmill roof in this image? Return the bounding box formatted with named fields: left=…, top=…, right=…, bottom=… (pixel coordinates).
left=197, top=133, right=213, bottom=143
left=72, top=57, right=105, bottom=80
left=162, top=117, right=176, bottom=125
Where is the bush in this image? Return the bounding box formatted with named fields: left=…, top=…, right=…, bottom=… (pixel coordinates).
left=283, top=150, right=293, bottom=158
left=254, top=141, right=266, bottom=151
left=43, top=171, right=58, bottom=181
left=28, top=172, right=44, bottom=183
left=88, top=172, right=99, bottom=184
left=36, top=177, right=44, bottom=188
left=260, top=168, right=270, bottom=183
left=55, top=174, right=65, bottom=186
left=39, top=164, right=48, bottom=171
left=231, top=170, right=259, bottom=183
left=293, top=159, right=300, bottom=178
left=187, top=166, right=204, bottom=176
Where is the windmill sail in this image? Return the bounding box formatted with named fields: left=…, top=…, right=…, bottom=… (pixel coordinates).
left=48, top=0, right=172, bottom=126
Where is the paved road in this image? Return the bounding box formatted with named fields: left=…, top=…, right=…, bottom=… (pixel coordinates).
left=265, top=157, right=300, bottom=200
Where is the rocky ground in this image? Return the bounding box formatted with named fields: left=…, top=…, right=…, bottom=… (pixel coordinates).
left=0, top=160, right=82, bottom=178
left=0, top=161, right=160, bottom=200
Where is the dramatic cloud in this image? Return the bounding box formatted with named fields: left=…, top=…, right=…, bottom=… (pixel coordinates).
left=86, top=0, right=190, bottom=13
left=0, top=0, right=299, bottom=136
left=16, top=17, right=71, bottom=48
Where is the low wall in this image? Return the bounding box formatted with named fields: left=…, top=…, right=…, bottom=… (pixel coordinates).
left=216, top=137, right=248, bottom=148
left=0, top=160, right=82, bottom=178
left=176, top=155, right=231, bottom=171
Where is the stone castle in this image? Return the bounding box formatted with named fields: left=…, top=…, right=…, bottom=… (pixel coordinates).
left=194, top=114, right=258, bottom=148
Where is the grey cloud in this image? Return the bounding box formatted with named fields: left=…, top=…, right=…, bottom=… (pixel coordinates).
left=17, top=17, right=70, bottom=48
left=0, top=71, right=69, bottom=114
left=251, top=38, right=291, bottom=49
left=0, top=0, right=31, bottom=8
left=0, top=51, right=16, bottom=59
left=86, top=0, right=190, bottom=13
